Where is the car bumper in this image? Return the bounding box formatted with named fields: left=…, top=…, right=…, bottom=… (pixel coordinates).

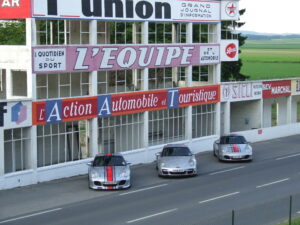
left=218, top=153, right=252, bottom=161
left=89, top=179, right=131, bottom=190
left=158, top=168, right=197, bottom=177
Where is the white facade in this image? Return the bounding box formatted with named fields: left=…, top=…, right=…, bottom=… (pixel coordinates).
left=0, top=0, right=300, bottom=190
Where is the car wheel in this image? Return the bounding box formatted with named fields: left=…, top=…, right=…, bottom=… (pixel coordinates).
left=213, top=149, right=217, bottom=157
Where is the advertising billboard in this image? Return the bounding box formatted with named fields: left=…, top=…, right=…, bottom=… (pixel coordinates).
left=220, top=40, right=239, bottom=62
left=32, top=44, right=220, bottom=74
left=221, top=1, right=239, bottom=21
left=32, top=0, right=221, bottom=22
left=263, top=80, right=291, bottom=98
left=221, top=82, right=263, bottom=102
left=0, top=0, right=31, bottom=19
left=32, top=85, right=220, bottom=125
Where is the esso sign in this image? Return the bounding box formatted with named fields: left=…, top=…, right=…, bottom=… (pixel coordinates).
left=226, top=43, right=237, bottom=58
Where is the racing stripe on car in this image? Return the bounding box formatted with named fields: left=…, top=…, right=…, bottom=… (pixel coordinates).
left=107, top=166, right=113, bottom=190
left=232, top=144, right=240, bottom=153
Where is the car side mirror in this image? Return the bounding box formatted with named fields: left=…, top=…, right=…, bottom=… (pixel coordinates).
left=155, top=152, right=161, bottom=157
left=126, top=162, right=132, bottom=166
left=215, top=140, right=220, bottom=144
left=87, top=161, right=93, bottom=167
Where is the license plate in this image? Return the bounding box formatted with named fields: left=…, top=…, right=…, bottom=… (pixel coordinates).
left=173, top=169, right=184, bottom=172
left=233, top=155, right=242, bottom=159
left=104, top=182, right=117, bottom=185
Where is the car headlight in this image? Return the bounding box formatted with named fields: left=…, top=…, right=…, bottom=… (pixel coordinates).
left=245, top=146, right=252, bottom=153
left=222, top=147, right=230, bottom=154
left=120, top=170, right=130, bottom=178
left=189, top=159, right=195, bottom=167
left=90, top=171, right=98, bottom=179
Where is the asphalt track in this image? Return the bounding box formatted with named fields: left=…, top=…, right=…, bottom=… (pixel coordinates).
left=1, top=135, right=300, bottom=225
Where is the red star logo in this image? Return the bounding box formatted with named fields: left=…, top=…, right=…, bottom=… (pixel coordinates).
left=227, top=3, right=236, bottom=15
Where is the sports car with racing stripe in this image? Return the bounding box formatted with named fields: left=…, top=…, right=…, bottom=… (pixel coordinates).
left=156, top=144, right=197, bottom=177
left=213, top=134, right=253, bottom=161
left=88, top=153, right=131, bottom=190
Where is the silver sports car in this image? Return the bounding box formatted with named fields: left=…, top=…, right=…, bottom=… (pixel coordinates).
left=213, top=134, right=253, bottom=161
left=88, top=153, right=131, bottom=190
left=156, top=144, right=197, bottom=177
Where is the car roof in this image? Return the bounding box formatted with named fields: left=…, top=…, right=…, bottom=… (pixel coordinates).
left=163, top=144, right=189, bottom=148
left=95, top=153, right=123, bottom=157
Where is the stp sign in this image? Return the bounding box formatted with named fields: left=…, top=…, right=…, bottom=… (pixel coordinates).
left=221, top=40, right=239, bottom=61
left=0, top=0, right=31, bottom=19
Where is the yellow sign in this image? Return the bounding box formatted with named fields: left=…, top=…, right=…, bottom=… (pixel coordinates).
left=291, top=80, right=300, bottom=95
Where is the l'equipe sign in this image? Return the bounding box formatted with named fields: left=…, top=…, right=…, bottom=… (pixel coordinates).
left=32, top=44, right=220, bottom=74
left=32, top=0, right=221, bottom=22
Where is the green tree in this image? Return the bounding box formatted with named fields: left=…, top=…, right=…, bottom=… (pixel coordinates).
left=221, top=9, right=248, bottom=81
left=0, top=20, right=26, bottom=45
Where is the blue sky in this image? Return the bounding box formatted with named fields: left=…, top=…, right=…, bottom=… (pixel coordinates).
left=239, top=0, right=300, bottom=34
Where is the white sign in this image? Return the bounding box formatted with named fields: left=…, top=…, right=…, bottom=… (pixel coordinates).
left=221, top=1, right=239, bottom=21
left=200, top=45, right=220, bottom=64
left=32, top=0, right=221, bottom=22
left=221, top=82, right=263, bottom=102
left=33, top=48, right=66, bottom=72
left=220, top=40, right=239, bottom=62
left=1, top=101, right=32, bottom=129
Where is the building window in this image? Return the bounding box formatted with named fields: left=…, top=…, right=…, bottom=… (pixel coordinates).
left=175, top=23, right=187, bottom=43
left=0, top=69, right=6, bottom=99
left=192, top=65, right=210, bottom=84
left=12, top=71, right=27, bottom=97
left=149, top=23, right=172, bottom=44
left=97, top=70, right=143, bottom=94
left=149, top=108, right=185, bottom=146
left=271, top=103, right=278, bottom=126
left=297, top=102, right=300, bottom=122
left=37, top=72, right=90, bottom=100
left=37, top=120, right=89, bottom=167
left=36, top=20, right=90, bottom=45
left=192, top=104, right=216, bottom=138
left=98, top=114, right=143, bottom=154
left=97, top=21, right=142, bottom=44
left=149, top=67, right=177, bottom=90
left=4, top=128, right=31, bottom=174
left=193, top=23, right=217, bottom=43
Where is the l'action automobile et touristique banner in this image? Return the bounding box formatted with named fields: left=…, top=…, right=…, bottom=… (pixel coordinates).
left=262, top=80, right=291, bottom=98
left=0, top=0, right=31, bottom=19
left=32, top=0, right=221, bottom=22
left=32, top=85, right=220, bottom=125
left=32, top=44, right=220, bottom=74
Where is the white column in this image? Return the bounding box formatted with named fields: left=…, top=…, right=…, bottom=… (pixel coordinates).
left=0, top=129, right=4, bottom=177
left=89, top=20, right=99, bottom=157
left=185, top=23, right=193, bottom=141
left=5, top=69, right=12, bottom=99
left=224, top=101, right=231, bottom=134
left=142, top=22, right=150, bottom=162
left=29, top=19, right=38, bottom=178
left=287, top=96, right=292, bottom=124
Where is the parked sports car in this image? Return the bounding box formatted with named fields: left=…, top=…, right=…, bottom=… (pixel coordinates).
left=156, top=144, right=197, bottom=177
left=213, top=134, right=253, bottom=161
left=88, top=153, right=131, bottom=190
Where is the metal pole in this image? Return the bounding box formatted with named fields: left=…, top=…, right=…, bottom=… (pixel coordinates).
left=232, top=210, right=235, bottom=225
left=289, top=195, right=293, bottom=225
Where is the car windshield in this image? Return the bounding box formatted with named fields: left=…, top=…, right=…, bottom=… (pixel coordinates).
left=161, top=147, right=192, bottom=157
left=93, top=156, right=126, bottom=167
left=220, top=136, right=247, bottom=144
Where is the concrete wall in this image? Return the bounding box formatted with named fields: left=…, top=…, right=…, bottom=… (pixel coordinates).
left=0, top=46, right=30, bottom=70
left=230, top=100, right=261, bottom=132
